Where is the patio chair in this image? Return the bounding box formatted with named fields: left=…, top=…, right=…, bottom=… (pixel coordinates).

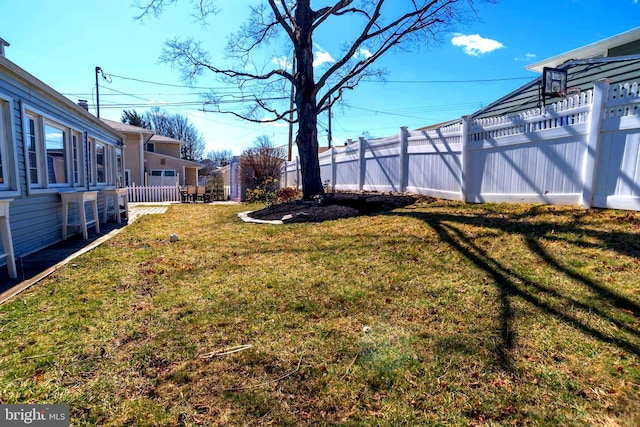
left=196, top=186, right=206, bottom=202
left=186, top=185, right=197, bottom=202
left=179, top=186, right=189, bottom=203
left=203, top=188, right=212, bottom=203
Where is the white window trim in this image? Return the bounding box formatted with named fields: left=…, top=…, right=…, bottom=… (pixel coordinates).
left=71, top=130, right=84, bottom=187
left=0, top=91, right=21, bottom=196
left=115, top=148, right=124, bottom=188
left=21, top=103, right=82, bottom=194
left=95, top=140, right=108, bottom=186
left=43, top=119, right=71, bottom=188
left=87, top=134, right=119, bottom=189
left=23, top=112, right=43, bottom=191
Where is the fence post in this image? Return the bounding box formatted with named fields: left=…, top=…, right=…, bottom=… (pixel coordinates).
left=283, top=161, right=288, bottom=188
left=358, top=137, right=366, bottom=191
left=330, top=146, right=336, bottom=191
left=295, top=156, right=300, bottom=190
left=461, top=115, right=470, bottom=203
left=581, top=79, right=610, bottom=208
left=399, top=126, right=409, bottom=193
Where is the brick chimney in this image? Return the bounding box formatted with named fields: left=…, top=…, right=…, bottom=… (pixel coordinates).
left=0, top=38, right=9, bottom=57
left=78, top=100, right=89, bottom=111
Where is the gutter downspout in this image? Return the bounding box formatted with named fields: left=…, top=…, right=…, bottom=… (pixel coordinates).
left=138, top=133, right=145, bottom=186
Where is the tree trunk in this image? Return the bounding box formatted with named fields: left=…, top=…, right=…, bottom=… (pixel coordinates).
left=294, top=1, right=324, bottom=199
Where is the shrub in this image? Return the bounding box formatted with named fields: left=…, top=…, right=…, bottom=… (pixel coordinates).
left=277, top=187, right=301, bottom=203
left=245, top=176, right=279, bottom=206
left=207, top=174, right=226, bottom=201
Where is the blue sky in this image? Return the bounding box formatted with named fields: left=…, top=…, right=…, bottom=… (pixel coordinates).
left=1, top=0, right=639, bottom=156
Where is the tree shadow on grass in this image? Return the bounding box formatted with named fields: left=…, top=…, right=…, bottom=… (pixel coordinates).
left=393, top=208, right=640, bottom=371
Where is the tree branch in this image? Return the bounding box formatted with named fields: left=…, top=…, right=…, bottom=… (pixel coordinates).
left=314, top=0, right=384, bottom=95
left=134, top=0, right=216, bottom=21
left=267, top=0, right=295, bottom=42
left=163, top=38, right=294, bottom=83
left=202, top=101, right=297, bottom=124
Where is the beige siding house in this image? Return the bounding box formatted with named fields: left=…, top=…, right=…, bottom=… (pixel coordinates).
left=102, top=119, right=201, bottom=186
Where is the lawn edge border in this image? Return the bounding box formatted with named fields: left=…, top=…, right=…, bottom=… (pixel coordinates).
left=237, top=211, right=284, bottom=225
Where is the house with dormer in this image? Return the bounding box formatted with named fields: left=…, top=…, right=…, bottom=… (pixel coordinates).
left=101, top=119, right=201, bottom=187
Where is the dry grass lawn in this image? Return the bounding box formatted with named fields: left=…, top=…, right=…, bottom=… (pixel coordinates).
left=0, top=199, right=639, bottom=426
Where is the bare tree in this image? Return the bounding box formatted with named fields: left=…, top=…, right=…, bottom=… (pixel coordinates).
left=141, top=107, right=206, bottom=160
left=240, top=135, right=286, bottom=189
left=136, top=0, right=486, bottom=198
left=171, top=113, right=206, bottom=160
left=207, top=149, right=233, bottom=167
left=144, top=107, right=173, bottom=137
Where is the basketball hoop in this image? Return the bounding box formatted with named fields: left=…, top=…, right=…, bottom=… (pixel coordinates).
left=542, top=67, right=568, bottom=106
left=542, top=67, right=568, bottom=97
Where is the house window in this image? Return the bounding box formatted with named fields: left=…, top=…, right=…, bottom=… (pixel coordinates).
left=71, top=132, right=82, bottom=186
left=0, top=101, right=6, bottom=188
left=87, top=138, right=94, bottom=184
left=0, top=95, right=18, bottom=193
left=44, top=122, right=68, bottom=185
left=96, top=142, right=106, bottom=184
left=150, top=169, right=176, bottom=177
left=146, top=142, right=155, bottom=153
left=115, top=148, right=123, bottom=187
left=24, top=115, right=40, bottom=187
left=23, top=109, right=78, bottom=190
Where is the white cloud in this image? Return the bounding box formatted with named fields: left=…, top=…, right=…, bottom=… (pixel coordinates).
left=313, top=50, right=336, bottom=67
left=514, top=52, right=537, bottom=62
left=353, top=48, right=373, bottom=60
left=272, top=56, right=292, bottom=70
left=451, top=34, right=504, bottom=56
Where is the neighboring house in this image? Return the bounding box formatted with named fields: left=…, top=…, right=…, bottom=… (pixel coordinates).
left=473, top=27, right=640, bottom=119
left=101, top=119, right=201, bottom=187
left=0, top=47, right=125, bottom=275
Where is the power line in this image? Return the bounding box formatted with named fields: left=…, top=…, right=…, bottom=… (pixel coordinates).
left=105, top=72, right=271, bottom=92
left=105, top=71, right=535, bottom=89
left=363, top=76, right=536, bottom=84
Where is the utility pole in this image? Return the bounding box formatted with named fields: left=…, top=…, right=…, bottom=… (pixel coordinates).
left=327, top=96, right=332, bottom=148
left=287, top=54, right=296, bottom=162
left=95, top=66, right=102, bottom=118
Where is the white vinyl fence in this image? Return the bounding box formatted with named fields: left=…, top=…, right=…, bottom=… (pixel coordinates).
left=127, top=184, right=181, bottom=203
left=283, top=79, right=640, bottom=211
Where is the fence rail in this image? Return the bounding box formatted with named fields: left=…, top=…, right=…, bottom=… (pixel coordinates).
left=127, top=185, right=181, bottom=203
left=282, top=79, right=640, bottom=212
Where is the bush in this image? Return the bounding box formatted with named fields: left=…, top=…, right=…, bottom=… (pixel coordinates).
left=207, top=174, right=226, bottom=201
left=245, top=176, right=279, bottom=206
left=277, top=187, right=301, bottom=203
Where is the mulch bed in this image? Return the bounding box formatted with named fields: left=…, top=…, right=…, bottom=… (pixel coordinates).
left=247, top=192, right=421, bottom=223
